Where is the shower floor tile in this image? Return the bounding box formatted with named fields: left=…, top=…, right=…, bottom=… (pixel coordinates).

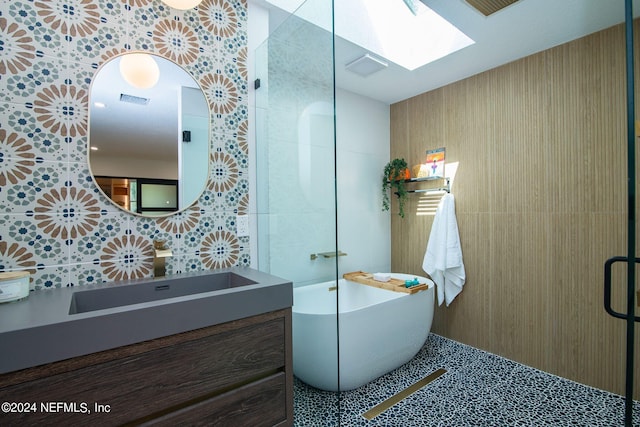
left=293, top=334, right=640, bottom=426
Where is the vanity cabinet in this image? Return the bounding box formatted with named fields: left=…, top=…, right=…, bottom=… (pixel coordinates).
left=0, top=308, right=293, bottom=426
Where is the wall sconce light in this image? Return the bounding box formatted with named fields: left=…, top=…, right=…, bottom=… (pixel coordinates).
left=119, top=53, right=160, bottom=89
left=161, top=0, right=203, bottom=10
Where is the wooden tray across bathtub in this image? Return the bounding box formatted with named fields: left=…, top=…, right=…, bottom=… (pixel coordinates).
left=343, top=271, right=428, bottom=294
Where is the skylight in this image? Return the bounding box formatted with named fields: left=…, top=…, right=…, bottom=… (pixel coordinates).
left=336, top=0, right=474, bottom=71
left=264, top=0, right=474, bottom=71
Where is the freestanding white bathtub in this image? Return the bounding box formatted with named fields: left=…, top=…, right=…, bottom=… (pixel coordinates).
left=292, top=273, right=435, bottom=391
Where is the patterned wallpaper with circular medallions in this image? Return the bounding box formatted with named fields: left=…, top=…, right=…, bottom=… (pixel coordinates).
left=0, top=0, right=249, bottom=290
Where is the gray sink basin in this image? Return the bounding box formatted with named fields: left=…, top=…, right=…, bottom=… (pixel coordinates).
left=0, top=267, right=292, bottom=374
left=69, top=272, right=256, bottom=314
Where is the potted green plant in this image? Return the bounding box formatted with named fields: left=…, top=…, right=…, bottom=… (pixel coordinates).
left=382, top=158, right=409, bottom=218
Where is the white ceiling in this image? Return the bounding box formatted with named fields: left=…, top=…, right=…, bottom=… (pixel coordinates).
left=88, top=0, right=639, bottom=170
left=257, top=0, right=640, bottom=105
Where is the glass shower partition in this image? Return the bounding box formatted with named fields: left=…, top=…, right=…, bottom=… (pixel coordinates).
left=254, top=0, right=339, bottom=422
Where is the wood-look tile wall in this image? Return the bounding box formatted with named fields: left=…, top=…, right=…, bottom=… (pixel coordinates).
left=390, top=20, right=640, bottom=397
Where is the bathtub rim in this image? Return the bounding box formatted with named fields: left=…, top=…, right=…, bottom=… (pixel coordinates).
left=292, top=273, right=434, bottom=315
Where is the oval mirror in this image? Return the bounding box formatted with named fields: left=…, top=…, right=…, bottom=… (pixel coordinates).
left=88, top=53, right=210, bottom=217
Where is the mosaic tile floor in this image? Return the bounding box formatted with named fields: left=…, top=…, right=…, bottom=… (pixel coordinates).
left=293, top=334, right=640, bottom=426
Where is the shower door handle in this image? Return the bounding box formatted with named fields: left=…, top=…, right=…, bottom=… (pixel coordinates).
left=603, top=256, right=640, bottom=321
left=310, top=251, right=347, bottom=260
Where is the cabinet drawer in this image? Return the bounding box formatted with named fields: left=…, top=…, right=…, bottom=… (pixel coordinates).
left=145, top=372, right=287, bottom=426
left=0, top=317, right=285, bottom=426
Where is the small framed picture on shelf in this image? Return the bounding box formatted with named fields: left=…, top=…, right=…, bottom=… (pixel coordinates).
left=426, top=147, right=445, bottom=178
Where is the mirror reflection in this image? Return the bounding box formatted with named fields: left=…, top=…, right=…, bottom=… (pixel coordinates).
left=89, top=53, right=210, bottom=216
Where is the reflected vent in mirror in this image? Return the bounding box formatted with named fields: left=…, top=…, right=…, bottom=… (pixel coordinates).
left=465, top=0, right=519, bottom=16
left=120, top=93, right=150, bottom=105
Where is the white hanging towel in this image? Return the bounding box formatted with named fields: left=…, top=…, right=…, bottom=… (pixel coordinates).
left=422, top=193, right=466, bottom=306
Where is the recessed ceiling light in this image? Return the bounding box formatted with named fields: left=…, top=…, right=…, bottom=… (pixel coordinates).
left=94, top=102, right=106, bottom=108
left=90, top=146, right=98, bottom=151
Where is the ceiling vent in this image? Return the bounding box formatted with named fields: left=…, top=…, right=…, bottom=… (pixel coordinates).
left=119, top=93, right=150, bottom=105
left=345, top=54, right=388, bottom=77
left=465, top=0, right=520, bottom=16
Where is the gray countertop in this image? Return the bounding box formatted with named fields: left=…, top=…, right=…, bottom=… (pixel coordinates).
left=0, top=267, right=292, bottom=374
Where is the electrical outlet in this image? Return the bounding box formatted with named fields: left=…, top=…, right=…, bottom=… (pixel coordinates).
left=236, top=215, right=249, bottom=237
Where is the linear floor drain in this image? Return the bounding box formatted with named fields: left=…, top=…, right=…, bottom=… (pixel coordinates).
left=362, top=368, right=447, bottom=420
